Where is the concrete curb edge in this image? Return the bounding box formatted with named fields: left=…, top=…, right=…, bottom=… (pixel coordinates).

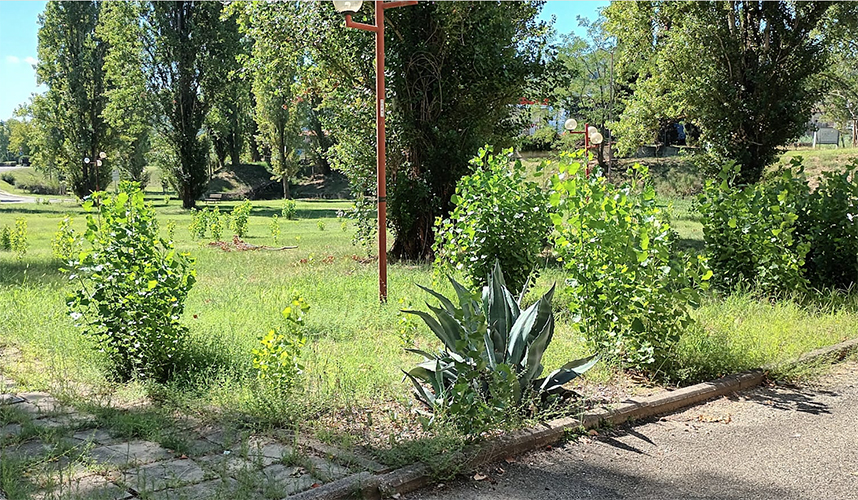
left=288, top=336, right=858, bottom=500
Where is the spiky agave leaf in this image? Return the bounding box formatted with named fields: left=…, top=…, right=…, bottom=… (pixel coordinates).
left=537, top=355, right=599, bottom=393
left=507, top=284, right=555, bottom=370
left=481, top=261, right=519, bottom=361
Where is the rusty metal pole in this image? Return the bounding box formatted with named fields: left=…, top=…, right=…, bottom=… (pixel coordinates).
left=375, top=0, right=388, bottom=303
left=342, top=1, right=416, bottom=303
left=584, top=122, right=591, bottom=178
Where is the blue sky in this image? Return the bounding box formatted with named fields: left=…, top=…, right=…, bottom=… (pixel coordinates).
left=0, top=0, right=609, bottom=121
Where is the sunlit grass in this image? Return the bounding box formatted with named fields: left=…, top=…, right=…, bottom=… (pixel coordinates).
left=1, top=183, right=857, bottom=443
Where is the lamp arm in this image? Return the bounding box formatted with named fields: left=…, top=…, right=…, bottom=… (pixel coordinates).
left=345, top=13, right=379, bottom=32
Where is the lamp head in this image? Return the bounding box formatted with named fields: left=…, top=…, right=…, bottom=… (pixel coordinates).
left=83, top=157, right=90, bottom=164
left=590, top=132, right=604, bottom=145
left=587, top=126, right=598, bottom=136
left=99, top=151, right=107, bottom=159
left=564, top=118, right=578, bottom=131
left=333, top=0, right=363, bottom=14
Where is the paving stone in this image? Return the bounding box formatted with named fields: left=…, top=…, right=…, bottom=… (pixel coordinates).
left=261, top=464, right=320, bottom=496
left=305, top=455, right=352, bottom=482
left=298, top=436, right=390, bottom=473
left=195, top=452, right=258, bottom=476
left=74, top=428, right=121, bottom=445
left=3, top=438, right=53, bottom=461
left=0, top=423, right=22, bottom=439
left=0, top=394, right=24, bottom=405
left=122, top=458, right=207, bottom=493
left=18, top=393, right=66, bottom=413
left=33, top=413, right=92, bottom=430
left=202, top=428, right=249, bottom=449
left=246, top=442, right=295, bottom=467
left=181, top=436, right=222, bottom=457
left=149, top=477, right=237, bottom=500
left=89, top=440, right=173, bottom=467
left=36, top=474, right=132, bottom=500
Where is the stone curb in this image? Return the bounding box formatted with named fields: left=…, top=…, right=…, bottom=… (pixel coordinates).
left=287, top=336, right=858, bottom=500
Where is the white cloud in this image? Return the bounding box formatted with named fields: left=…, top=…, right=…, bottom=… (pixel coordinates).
left=23, top=57, right=37, bottom=65
left=5, top=56, right=20, bottom=64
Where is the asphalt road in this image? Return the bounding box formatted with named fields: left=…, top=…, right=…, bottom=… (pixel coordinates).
left=0, top=166, right=35, bottom=203
left=406, top=361, right=858, bottom=500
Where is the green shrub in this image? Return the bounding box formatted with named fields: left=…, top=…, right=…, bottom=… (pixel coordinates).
left=548, top=154, right=707, bottom=370
left=10, top=218, right=27, bottom=260
left=281, top=199, right=297, bottom=220
left=434, top=146, right=551, bottom=293
left=230, top=200, right=252, bottom=238
left=403, top=263, right=597, bottom=434
left=519, top=126, right=558, bottom=152
left=0, top=172, right=14, bottom=185
left=188, top=208, right=208, bottom=240
left=51, top=216, right=80, bottom=262
left=67, top=182, right=196, bottom=382
left=0, top=226, right=10, bottom=251
left=252, top=294, right=309, bottom=392
left=209, top=207, right=224, bottom=242
left=698, top=162, right=810, bottom=294
left=269, top=214, right=281, bottom=244
left=799, top=164, right=858, bottom=290
left=165, top=220, right=177, bottom=242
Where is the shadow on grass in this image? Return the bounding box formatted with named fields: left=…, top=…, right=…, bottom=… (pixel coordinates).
left=251, top=205, right=345, bottom=220
left=0, top=259, right=66, bottom=287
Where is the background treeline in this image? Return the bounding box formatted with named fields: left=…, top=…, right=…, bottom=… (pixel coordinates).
left=3, top=1, right=858, bottom=262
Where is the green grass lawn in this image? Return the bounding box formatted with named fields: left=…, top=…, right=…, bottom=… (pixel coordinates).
left=1, top=173, right=857, bottom=449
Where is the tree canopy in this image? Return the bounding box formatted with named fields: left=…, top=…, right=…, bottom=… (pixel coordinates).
left=605, top=1, right=837, bottom=184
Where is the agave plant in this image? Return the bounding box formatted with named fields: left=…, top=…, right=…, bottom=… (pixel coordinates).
left=402, top=262, right=597, bottom=410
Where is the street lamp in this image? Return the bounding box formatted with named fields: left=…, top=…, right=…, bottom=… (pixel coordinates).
left=563, top=120, right=602, bottom=177
left=83, top=151, right=107, bottom=192
left=334, top=0, right=417, bottom=303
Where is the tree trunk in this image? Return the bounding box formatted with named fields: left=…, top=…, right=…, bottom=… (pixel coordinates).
left=282, top=176, right=289, bottom=199
left=308, top=96, right=332, bottom=176
left=228, top=130, right=241, bottom=167
left=181, top=183, right=195, bottom=209
left=248, top=123, right=262, bottom=162
left=389, top=211, right=435, bottom=262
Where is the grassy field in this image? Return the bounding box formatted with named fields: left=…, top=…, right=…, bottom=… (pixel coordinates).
left=1, top=158, right=857, bottom=452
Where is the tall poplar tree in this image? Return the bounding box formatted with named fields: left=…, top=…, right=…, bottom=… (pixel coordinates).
left=141, top=1, right=232, bottom=208
left=36, top=0, right=110, bottom=197
left=98, top=0, right=152, bottom=187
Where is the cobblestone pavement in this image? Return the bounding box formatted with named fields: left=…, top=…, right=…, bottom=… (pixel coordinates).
left=0, top=371, right=390, bottom=499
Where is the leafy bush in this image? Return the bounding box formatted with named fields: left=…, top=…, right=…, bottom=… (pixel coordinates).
left=799, top=164, right=858, bottom=290
left=67, top=182, right=196, bottom=382
left=434, top=146, right=551, bottom=293
left=252, top=294, right=309, bottom=392
left=698, top=162, right=810, bottom=294
left=209, top=207, right=224, bottom=242
left=165, top=219, right=177, bottom=242
left=519, top=126, right=558, bottom=152
left=549, top=154, right=707, bottom=370
left=403, top=263, right=597, bottom=434
left=51, top=216, right=80, bottom=262
left=0, top=226, right=10, bottom=251
left=281, top=199, right=297, bottom=220
left=188, top=207, right=226, bottom=241
left=11, top=218, right=27, bottom=260
left=230, top=200, right=252, bottom=237
left=269, top=214, right=281, bottom=244
left=188, top=208, right=209, bottom=240
left=1, top=172, right=14, bottom=185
